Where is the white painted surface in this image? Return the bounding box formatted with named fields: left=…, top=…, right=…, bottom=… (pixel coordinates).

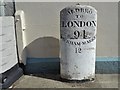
left=60, top=5, right=97, bottom=80
left=15, top=10, right=27, bottom=64
left=15, top=2, right=118, bottom=60
left=0, top=16, right=18, bottom=73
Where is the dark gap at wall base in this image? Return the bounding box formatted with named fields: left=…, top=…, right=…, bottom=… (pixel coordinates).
left=96, top=61, right=119, bottom=74
left=25, top=58, right=119, bottom=74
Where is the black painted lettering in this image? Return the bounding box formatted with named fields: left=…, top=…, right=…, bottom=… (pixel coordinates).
left=92, top=21, right=96, bottom=26
left=86, top=21, right=92, bottom=27
left=75, top=48, right=82, bottom=53
left=74, top=30, right=80, bottom=39
left=67, top=21, right=74, bottom=27
left=74, top=21, right=80, bottom=27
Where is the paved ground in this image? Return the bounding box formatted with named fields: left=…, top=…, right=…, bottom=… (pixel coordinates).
left=11, top=74, right=119, bottom=88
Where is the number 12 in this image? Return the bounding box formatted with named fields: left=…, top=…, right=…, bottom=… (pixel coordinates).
left=75, top=48, right=82, bottom=53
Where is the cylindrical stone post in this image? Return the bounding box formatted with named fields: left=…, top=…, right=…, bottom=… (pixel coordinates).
left=60, top=4, right=97, bottom=80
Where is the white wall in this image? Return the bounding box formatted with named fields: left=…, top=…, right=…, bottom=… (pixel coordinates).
left=15, top=2, right=118, bottom=58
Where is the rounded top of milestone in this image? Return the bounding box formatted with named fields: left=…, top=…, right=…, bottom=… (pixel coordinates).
left=60, top=4, right=97, bottom=15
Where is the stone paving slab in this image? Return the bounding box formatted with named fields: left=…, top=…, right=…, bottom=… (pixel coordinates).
left=11, top=74, right=119, bottom=88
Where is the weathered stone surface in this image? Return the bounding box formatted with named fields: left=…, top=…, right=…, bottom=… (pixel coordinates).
left=0, top=16, right=18, bottom=73
left=60, top=5, right=97, bottom=80
left=0, top=1, right=14, bottom=16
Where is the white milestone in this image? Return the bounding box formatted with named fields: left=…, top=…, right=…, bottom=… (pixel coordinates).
left=60, top=4, right=97, bottom=80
